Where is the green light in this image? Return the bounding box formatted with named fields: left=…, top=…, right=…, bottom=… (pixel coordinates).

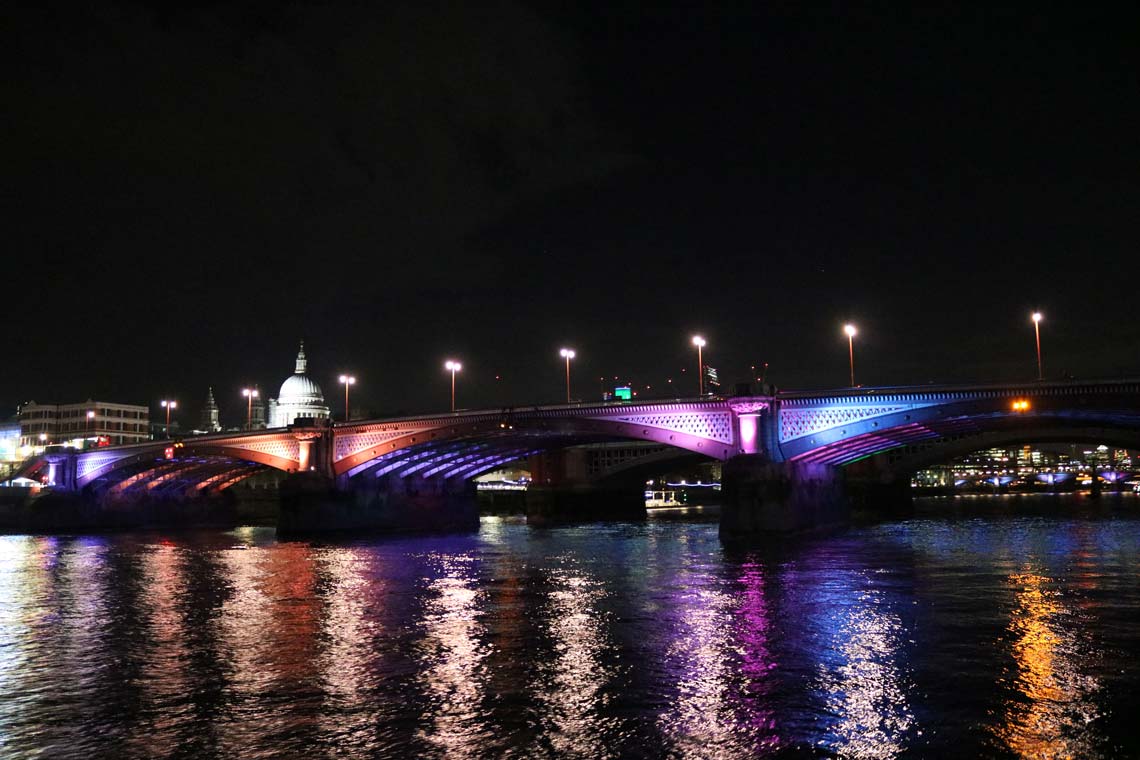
left=614, top=386, right=632, bottom=400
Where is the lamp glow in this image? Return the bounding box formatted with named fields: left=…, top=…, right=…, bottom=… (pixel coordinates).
left=843, top=324, right=857, bottom=386
left=1031, top=312, right=1044, bottom=380
left=559, top=348, right=576, bottom=403
left=445, top=360, right=462, bottom=411
left=159, top=399, right=177, bottom=438
left=691, top=336, right=706, bottom=395
left=241, top=388, right=259, bottom=431
left=339, top=375, right=356, bottom=422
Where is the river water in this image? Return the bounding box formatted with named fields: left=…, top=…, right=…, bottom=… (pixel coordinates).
left=1, top=496, right=1139, bottom=759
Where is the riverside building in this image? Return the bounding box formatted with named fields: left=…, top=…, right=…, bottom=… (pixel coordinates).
left=17, top=400, right=150, bottom=454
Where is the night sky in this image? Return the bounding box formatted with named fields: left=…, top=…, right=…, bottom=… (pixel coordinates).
left=7, top=3, right=1139, bottom=425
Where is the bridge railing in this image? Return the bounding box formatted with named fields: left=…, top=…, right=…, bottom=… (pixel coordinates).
left=774, top=377, right=1140, bottom=400
left=333, top=395, right=739, bottom=428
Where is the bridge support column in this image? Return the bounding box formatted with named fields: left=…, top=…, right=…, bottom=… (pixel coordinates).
left=278, top=472, right=479, bottom=535
left=719, top=455, right=850, bottom=540
left=43, top=452, right=78, bottom=491
left=524, top=484, right=646, bottom=525
left=842, top=458, right=914, bottom=520
left=524, top=450, right=646, bottom=525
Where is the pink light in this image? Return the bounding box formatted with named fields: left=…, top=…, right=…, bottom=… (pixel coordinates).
left=738, top=414, right=760, bottom=454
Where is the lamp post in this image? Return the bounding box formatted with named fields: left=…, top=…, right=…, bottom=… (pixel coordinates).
left=843, top=324, right=857, bottom=387
left=691, top=335, right=706, bottom=396
left=559, top=348, right=575, bottom=403
left=86, top=409, right=95, bottom=439
left=338, top=374, right=356, bottom=421
left=160, top=399, right=177, bottom=438
left=1031, top=312, right=1044, bottom=381
left=444, top=360, right=462, bottom=412
left=241, top=388, right=259, bottom=431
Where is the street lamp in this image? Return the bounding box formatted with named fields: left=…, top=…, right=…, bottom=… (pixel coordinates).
left=86, top=409, right=95, bottom=438
left=1031, top=312, right=1044, bottom=381
left=338, top=374, right=356, bottom=422
left=691, top=335, right=706, bottom=396
left=559, top=348, right=576, bottom=403
left=843, top=324, right=857, bottom=387
left=160, top=399, right=177, bottom=438
left=241, top=388, right=259, bottom=430
left=444, top=360, right=462, bottom=412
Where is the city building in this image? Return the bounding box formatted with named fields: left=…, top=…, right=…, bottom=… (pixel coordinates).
left=268, top=341, right=330, bottom=428
left=703, top=365, right=721, bottom=395
left=0, top=420, right=21, bottom=481
left=17, top=399, right=150, bottom=454
left=913, top=443, right=1138, bottom=488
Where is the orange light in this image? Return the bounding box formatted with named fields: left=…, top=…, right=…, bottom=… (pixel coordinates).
left=1011, top=399, right=1031, bottom=412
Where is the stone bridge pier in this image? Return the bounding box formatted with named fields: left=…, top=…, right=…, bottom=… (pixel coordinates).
left=718, top=399, right=854, bottom=540
left=524, top=447, right=649, bottom=525
left=717, top=398, right=915, bottom=540
left=719, top=456, right=856, bottom=540
left=278, top=470, right=480, bottom=534
left=278, top=422, right=484, bottom=534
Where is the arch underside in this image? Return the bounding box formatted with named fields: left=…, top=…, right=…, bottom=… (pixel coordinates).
left=586, top=447, right=712, bottom=485
left=76, top=443, right=297, bottom=489
left=342, top=427, right=719, bottom=482
left=83, top=454, right=267, bottom=498
left=786, top=408, right=1140, bottom=469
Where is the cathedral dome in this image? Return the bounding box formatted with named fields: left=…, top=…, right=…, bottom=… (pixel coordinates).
left=278, top=373, right=324, bottom=405
left=269, top=341, right=331, bottom=428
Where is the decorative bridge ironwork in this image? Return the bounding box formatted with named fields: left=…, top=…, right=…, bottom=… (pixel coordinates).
left=13, top=379, right=1140, bottom=497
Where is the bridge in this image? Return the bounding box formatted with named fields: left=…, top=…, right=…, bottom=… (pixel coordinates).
left=11, top=379, right=1140, bottom=536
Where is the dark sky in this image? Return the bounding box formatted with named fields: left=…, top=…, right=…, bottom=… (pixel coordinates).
left=6, top=2, right=1139, bottom=426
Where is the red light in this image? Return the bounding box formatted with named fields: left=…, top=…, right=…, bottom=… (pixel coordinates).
left=164, top=447, right=175, bottom=460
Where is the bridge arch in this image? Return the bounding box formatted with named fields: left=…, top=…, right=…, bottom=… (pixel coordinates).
left=779, top=385, right=1140, bottom=470
left=72, top=430, right=304, bottom=497
left=334, top=410, right=738, bottom=480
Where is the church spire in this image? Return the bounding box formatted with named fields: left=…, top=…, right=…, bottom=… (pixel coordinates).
left=200, top=386, right=221, bottom=432
left=294, top=340, right=307, bottom=375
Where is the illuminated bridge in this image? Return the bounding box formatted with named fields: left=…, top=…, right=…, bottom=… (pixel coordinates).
left=13, top=378, right=1140, bottom=536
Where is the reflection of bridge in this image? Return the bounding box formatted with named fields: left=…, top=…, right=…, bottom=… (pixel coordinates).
left=15, top=379, right=1140, bottom=536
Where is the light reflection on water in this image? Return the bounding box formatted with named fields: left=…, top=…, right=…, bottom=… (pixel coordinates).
left=0, top=508, right=1137, bottom=757
left=657, top=561, right=739, bottom=758
left=415, top=552, right=492, bottom=757
left=814, top=577, right=914, bottom=759
left=994, top=569, right=1102, bottom=759
left=534, top=558, right=616, bottom=758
